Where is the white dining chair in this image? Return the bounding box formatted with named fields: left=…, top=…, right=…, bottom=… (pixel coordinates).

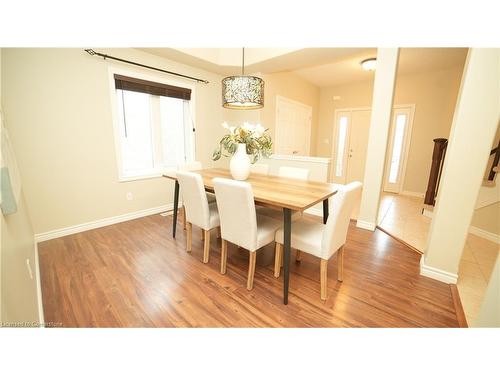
left=213, top=177, right=282, bottom=290
left=274, top=181, right=362, bottom=300
left=256, top=165, right=310, bottom=223
left=176, top=171, right=220, bottom=264
left=250, top=163, right=270, bottom=175
left=178, top=161, right=216, bottom=230
left=278, top=166, right=310, bottom=180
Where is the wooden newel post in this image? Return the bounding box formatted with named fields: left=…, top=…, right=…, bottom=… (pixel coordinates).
left=424, top=138, right=448, bottom=206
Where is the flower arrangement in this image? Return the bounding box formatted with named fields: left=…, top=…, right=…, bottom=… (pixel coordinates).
left=212, top=122, right=273, bottom=163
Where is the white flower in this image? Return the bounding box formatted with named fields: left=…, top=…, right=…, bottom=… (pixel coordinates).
left=242, top=122, right=255, bottom=133
left=254, top=123, right=265, bottom=137
left=221, top=121, right=229, bottom=129
left=229, top=126, right=237, bottom=135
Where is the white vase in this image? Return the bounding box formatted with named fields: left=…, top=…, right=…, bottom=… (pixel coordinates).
left=230, top=143, right=251, bottom=180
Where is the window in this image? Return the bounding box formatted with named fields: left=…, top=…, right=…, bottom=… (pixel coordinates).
left=113, top=74, right=194, bottom=180
left=335, top=116, right=348, bottom=177
left=388, top=114, right=407, bottom=183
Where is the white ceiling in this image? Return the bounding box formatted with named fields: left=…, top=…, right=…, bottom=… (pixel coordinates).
left=139, top=47, right=369, bottom=76
left=140, top=47, right=468, bottom=88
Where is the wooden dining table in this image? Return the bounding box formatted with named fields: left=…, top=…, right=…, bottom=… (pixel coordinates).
left=163, top=168, right=338, bottom=305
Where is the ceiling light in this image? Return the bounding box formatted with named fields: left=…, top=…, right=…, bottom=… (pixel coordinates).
left=222, top=48, right=264, bottom=109
left=361, top=58, right=377, bottom=71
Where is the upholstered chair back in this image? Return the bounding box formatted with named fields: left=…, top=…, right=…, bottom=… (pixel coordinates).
left=213, top=177, right=258, bottom=251
left=179, top=161, right=203, bottom=171
left=250, top=163, right=270, bottom=175
left=321, top=181, right=362, bottom=259
left=278, top=166, right=310, bottom=180
left=176, top=171, right=211, bottom=229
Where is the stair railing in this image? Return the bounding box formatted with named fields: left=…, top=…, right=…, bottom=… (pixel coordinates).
left=487, top=139, right=500, bottom=181
left=424, top=138, right=448, bottom=206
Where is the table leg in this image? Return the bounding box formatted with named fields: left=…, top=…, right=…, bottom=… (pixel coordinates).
left=323, top=198, right=329, bottom=224
left=173, top=180, right=180, bottom=238
left=283, top=208, right=292, bottom=305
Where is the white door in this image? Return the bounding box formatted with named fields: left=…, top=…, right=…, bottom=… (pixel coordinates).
left=332, top=109, right=371, bottom=184
left=383, top=107, right=414, bottom=193
left=275, top=96, right=312, bottom=156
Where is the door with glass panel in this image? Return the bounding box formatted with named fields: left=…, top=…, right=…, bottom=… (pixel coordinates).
left=383, top=107, right=414, bottom=193
left=332, top=109, right=371, bottom=184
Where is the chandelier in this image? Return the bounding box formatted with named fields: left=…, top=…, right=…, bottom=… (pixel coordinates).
left=222, top=48, right=264, bottom=109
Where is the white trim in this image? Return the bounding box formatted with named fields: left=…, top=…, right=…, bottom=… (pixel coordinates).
left=119, top=172, right=163, bottom=183
left=269, top=154, right=331, bottom=165
left=469, top=225, right=500, bottom=244
left=420, top=256, right=458, bottom=284
left=421, top=209, right=500, bottom=244
left=34, top=244, right=45, bottom=327
left=400, top=190, right=425, bottom=198
left=356, top=220, right=376, bottom=231
left=34, top=204, right=173, bottom=243
left=422, top=208, right=433, bottom=218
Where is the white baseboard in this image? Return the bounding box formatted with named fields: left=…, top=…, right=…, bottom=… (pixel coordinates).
left=469, top=225, right=500, bottom=244
left=34, top=204, right=173, bottom=243
left=420, top=210, right=499, bottom=244
left=420, top=256, right=458, bottom=284
left=422, top=208, right=433, bottom=219
left=400, top=190, right=425, bottom=198
left=34, top=243, right=45, bottom=327
left=356, top=220, right=376, bottom=231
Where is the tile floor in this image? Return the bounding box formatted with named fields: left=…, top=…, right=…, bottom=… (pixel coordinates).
left=377, top=192, right=499, bottom=326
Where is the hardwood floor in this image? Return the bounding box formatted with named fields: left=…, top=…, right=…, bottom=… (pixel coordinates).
left=38, top=213, right=460, bottom=327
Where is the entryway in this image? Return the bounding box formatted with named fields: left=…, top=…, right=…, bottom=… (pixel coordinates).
left=331, top=105, right=415, bottom=192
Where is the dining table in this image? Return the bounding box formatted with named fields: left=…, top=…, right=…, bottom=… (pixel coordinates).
left=163, top=168, right=338, bottom=305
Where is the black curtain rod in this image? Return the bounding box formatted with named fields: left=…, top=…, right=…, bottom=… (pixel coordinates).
left=84, top=49, right=209, bottom=84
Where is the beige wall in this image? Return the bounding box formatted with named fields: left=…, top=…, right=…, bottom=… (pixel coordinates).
left=2, top=48, right=235, bottom=235
left=1, top=194, right=40, bottom=324
left=315, top=65, right=465, bottom=194
left=1, top=47, right=41, bottom=324
left=423, top=48, right=500, bottom=277
left=260, top=71, right=320, bottom=155
left=471, top=202, right=500, bottom=235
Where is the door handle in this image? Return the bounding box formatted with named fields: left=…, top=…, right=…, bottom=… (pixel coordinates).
left=292, top=151, right=299, bottom=155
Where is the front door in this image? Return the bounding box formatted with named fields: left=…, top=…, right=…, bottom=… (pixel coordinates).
left=332, top=109, right=371, bottom=184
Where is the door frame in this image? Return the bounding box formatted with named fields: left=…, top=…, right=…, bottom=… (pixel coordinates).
left=330, top=104, right=415, bottom=192
left=275, top=95, right=312, bottom=156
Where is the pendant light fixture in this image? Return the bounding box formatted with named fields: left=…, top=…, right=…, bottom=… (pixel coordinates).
left=222, top=48, right=264, bottom=109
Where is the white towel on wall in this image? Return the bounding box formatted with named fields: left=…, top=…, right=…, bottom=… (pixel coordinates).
left=1, top=109, right=21, bottom=215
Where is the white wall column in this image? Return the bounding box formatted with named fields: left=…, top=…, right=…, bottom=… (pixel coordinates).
left=421, top=49, right=500, bottom=284
left=356, top=48, right=399, bottom=231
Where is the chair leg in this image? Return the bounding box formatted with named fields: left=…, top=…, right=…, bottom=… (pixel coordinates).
left=320, top=259, right=328, bottom=301
left=296, top=250, right=302, bottom=262
left=203, top=229, right=211, bottom=263
left=201, top=228, right=205, bottom=240
left=182, top=205, right=186, bottom=230
left=220, top=239, right=228, bottom=274
left=274, top=243, right=282, bottom=278
left=186, top=222, right=192, bottom=253
left=247, top=251, right=257, bottom=290
left=337, top=246, right=344, bottom=282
